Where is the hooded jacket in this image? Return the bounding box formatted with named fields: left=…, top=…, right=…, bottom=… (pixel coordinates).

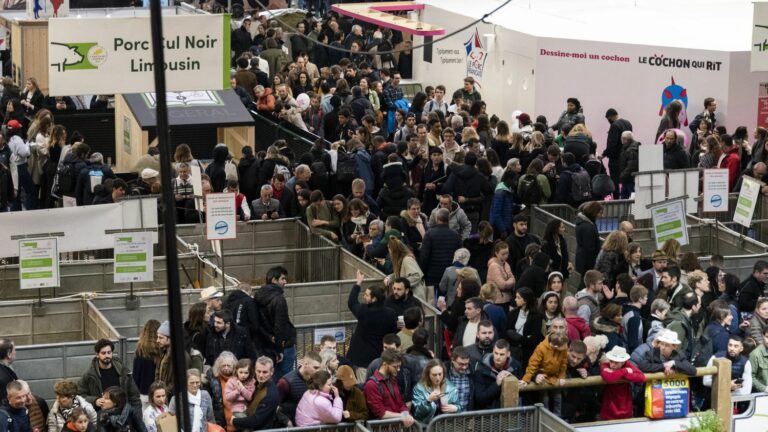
left=253, top=283, right=296, bottom=355
left=490, top=182, right=516, bottom=236
left=237, top=156, right=261, bottom=204
left=442, top=164, right=494, bottom=213
left=473, top=353, right=522, bottom=410
left=77, top=357, right=142, bottom=411
left=522, top=337, right=567, bottom=384
left=592, top=317, right=625, bottom=352
left=427, top=201, right=472, bottom=240
left=663, top=140, right=691, bottom=170
left=563, top=134, right=593, bottom=166
left=599, top=361, right=646, bottom=420
left=565, top=315, right=591, bottom=341
left=377, top=183, right=413, bottom=221
left=205, top=145, right=230, bottom=192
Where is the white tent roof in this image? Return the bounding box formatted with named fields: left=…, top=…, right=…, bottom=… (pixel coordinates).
left=421, top=0, right=755, bottom=51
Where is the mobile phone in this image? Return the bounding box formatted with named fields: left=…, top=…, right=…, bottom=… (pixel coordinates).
left=735, top=378, right=744, bottom=384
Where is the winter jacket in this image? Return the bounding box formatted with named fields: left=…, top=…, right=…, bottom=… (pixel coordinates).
left=233, top=380, right=279, bottom=430
left=97, top=404, right=148, bottom=432
left=427, top=201, right=472, bottom=240
left=575, top=289, right=600, bottom=330
left=666, top=309, right=695, bottom=360
left=253, top=283, right=297, bottom=356
left=595, top=250, right=622, bottom=289
left=575, top=213, right=600, bottom=276
left=223, top=289, right=261, bottom=343
left=750, top=343, right=768, bottom=392
left=592, top=317, right=625, bottom=352
left=442, top=164, right=494, bottom=213
left=204, top=324, right=257, bottom=366
left=619, top=140, right=640, bottom=183
left=78, top=357, right=142, bottom=411
left=565, top=315, right=591, bottom=341
left=473, top=353, right=522, bottom=410
left=505, top=232, right=541, bottom=279
left=490, top=182, right=516, bottom=236
left=705, top=321, right=732, bottom=355
left=738, top=275, right=765, bottom=314
left=203, top=369, right=226, bottom=428
left=383, top=293, right=423, bottom=318
left=663, top=141, right=691, bottom=170
left=564, top=134, right=593, bottom=166
left=635, top=346, right=697, bottom=376
left=553, top=163, right=587, bottom=206
left=339, top=386, right=368, bottom=422
left=486, top=257, right=516, bottom=304
left=350, top=96, right=373, bottom=124
left=420, top=224, right=463, bottom=286
left=75, top=162, right=115, bottom=206
left=257, top=156, right=289, bottom=189
left=363, top=370, right=408, bottom=419
left=599, top=361, right=646, bottom=420
left=411, top=381, right=461, bottom=424
left=522, top=337, right=567, bottom=384
left=438, top=265, right=479, bottom=308
left=506, top=308, right=544, bottom=369
left=295, top=390, right=343, bottom=427
left=749, top=313, right=768, bottom=343
left=347, top=284, right=398, bottom=367
left=0, top=364, right=17, bottom=402
left=622, top=303, right=643, bottom=354
left=168, top=391, right=214, bottom=432
left=377, top=184, right=413, bottom=221
left=204, top=145, right=229, bottom=192
left=255, top=87, right=276, bottom=112
left=387, top=255, right=426, bottom=301
left=47, top=396, right=97, bottom=432
left=516, top=173, right=551, bottom=204
left=516, top=253, right=549, bottom=299
left=353, top=149, right=375, bottom=196
left=542, top=236, right=569, bottom=280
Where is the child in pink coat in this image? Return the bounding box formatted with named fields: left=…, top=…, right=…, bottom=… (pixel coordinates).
left=224, top=359, right=256, bottom=428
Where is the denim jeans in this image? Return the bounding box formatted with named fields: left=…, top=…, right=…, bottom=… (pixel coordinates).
left=620, top=183, right=635, bottom=199
left=274, top=344, right=297, bottom=379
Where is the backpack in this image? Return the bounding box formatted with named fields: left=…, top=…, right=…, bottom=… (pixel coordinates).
left=518, top=174, right=542, bottom=205
left=570, top=169, right=592, bottom=203
left=52, top=160, right=79, bottom=198
left=225, top=160, right=239, bottom=182
left=273, top=163, right=291, bottom=182
left=335, top=149, right=358, bottom=182
left=378, top=40, right=394, bottom=64
left=591, top=173, right=615, bottom=198
left=690, top=333, right=714, bottom=368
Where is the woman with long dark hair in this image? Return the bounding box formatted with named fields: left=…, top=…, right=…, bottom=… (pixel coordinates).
left=506, top=287, right=544, bottom=370
left=132, top=320, right=162, bottom=400
left=541, top=219, right=571, bottom=280
left=97, top=387, right=147, bottom=432
left=656, top=100, right=682, bottom=141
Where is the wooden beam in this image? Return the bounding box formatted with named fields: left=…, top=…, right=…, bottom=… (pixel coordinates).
left=711, top=358, right=732, bottom=432
left=518, top=366, right=718, bottom=391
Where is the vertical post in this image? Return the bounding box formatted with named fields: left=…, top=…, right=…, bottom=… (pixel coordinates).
left=221, top=240, right=226, bottom=294
left=711, top=357, right=733, bottom=432
left=500, top=376, right=519, bottom=408
left=147, top=2, right=191, bottom=431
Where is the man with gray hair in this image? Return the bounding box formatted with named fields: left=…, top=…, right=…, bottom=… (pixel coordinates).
left=287, top=164, right=311, bottom=190
left=232, top=356, right=279, bottom=430
left=76, top=151, right=115, bottom=206
left=735, top=161, right=768, bottom=193
left=618, top=130, right=639, bottom=199
left=439, top=248, right=480, bottom=307
left=252, top=184, right=282, bottom=220
left=421, top=208, right=462, bottom=304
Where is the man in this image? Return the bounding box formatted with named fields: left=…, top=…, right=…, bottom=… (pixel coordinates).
left=636, top=329, right=697, bottom=376
left=75, top=152, right=115, bottom=206
left=602, top=108, right=633, bottom=199
left=666, top=292, right=700, bottom=361
left=576, top=270, right=606, bottom=331
left=738, top=260, right=768, bottom=313
left=474, top=340, right=521, bottom=410
left=437, top=249, right=477, bottom=308
left=290, top=22, right=311, bottom=60
left=254, top=266, right=297, bottom=379
left=363, top=349, right=416, bottom=427
left=200, top=286, right=223, bottom=323
left=277, top=351, right=322, bottom=425
left=427, top=194, right=471, bottom=240
left=505, top=214, right=540, bottom=278
left=17, top=380, right=46, bottom=432
left=223, top=282, right=261, bottom=343
left=563, top=296, right=591, bottom=341
left=394, top=113, right=417, bottom=144
left=441, top=152, right=494, bottom=231
left=444, top=346, right=474, bottom=411
left=306, top=190, right=340, bottom=241
left=467, top=320, right=496, bottom=368
left=92, top=178, right=127, bottom=205
left=455, top=77, right=482, bottom=105
left=234, top=57, right=257, bottom=99
left=662, top=130, right=690, bottom=170
left=233, top=356, right=280, bottom=430
left=453, top=297, right=488, bottom=349
left=252, top=184, right=282, bottom=220
left=171, top=162, right=194, bottom=222
left=318, top=335, right=352, bottom=368
left=381, top=71, right=404, bottom=115
left=260, top=38, right=289, bottom=82
left=622, top=285, right=648, bottom=353
left=204, top=309, right=257, bottom=365
left=132, top=167, right=159, bottom=196
left=349, top=139, right=375, bottom=196
left=365, top=335, right=415, bottom=404
left=231, top=18, right=253, bottom=61
left=637, top=250, right=669, bottom=316
left=703, top=335, right=751, bottom=395
left=348, top=270, right=398, bottom=377
left=0, top=340, right=17, bottom=402
left=689, top=97, right=717, bottom=135
left=618, top=131, right=640, bottom=199
left=383, top=277, right=423, bottom=317
left=155, top=320, right=191, bottom=395
left=423, top=85, right=449, bottom=121
left=562, top=340, right=599, bottom=422
left=662, top=265, right=692, bottom=310
left=619, top=221, right=635, bottom=243
left=420, top=208, right=463, bottom=301
left=0, top=381, right=29, bottom=432
left=718, top=134, right=741, bottom=191
left=735, top=162, right=768, bottom=193
left=77, top=339, right=141, bottom=411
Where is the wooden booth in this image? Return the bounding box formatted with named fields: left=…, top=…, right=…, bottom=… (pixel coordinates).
left=115, top=90, right=255, bottom=172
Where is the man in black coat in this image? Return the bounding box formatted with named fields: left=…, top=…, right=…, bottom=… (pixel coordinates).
left=383, top=278, right=423, bottom=317
left=738, top=260, right=768, bottom=313
left=347, top=270, right=398, bottom=371
left=603, top=108, right=632, bottom=199
left=223, top=282, right=261, bottom=346
left=505, top=214, right=540, bottom=279
left=231, top=18, right=254, bottom=62
left=473, top=339, right=522, bottom=410
left=420, top=208, right=462, bottom=299
left=233, top=356, right=280, bottom=430
left=662, top=130, right=691, bottom=170
left=204, top=309, right=257, bottom=365
left=253, top=266, right=297, bottom=379
left=441, top=152, right=494, bottom=231
left=0, top=339, right=18, bottom=402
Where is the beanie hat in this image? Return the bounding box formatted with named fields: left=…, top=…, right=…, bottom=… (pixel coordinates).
left=158, top=321, right=171, bottom=337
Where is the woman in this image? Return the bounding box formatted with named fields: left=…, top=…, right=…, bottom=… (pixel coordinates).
left=20, top=77, right=44, bottom=116
left=463, top=221, right=494, bottom=282
left=183, top=302, right=208, bottom=354
left=291, top=72, right=313, bottom=97
left=400, top=197, right=428, bottom=256
left=259, top=145, right=291, bottom=187
left=97, top=386, right=147, bottom=432
left=575, top=201, right=603, bottom=277
left=133, top=320, right=162, bottom=400
left=438, top=278, right=481, bottom=334
left=750, top=126, right=768, bottom=168
left=595, top=231, right=628, bottom=289
left=334, top=365, right=368, bottom=421
left=592, top=304, right=625, bottom=352
left=733, top=126, right=751, bottom=172
left=564, top=124, right=595, bottom=167
left=486, top=240, right=516, bottom=309
left=332, top=194, right=348, bottom=224
left=583, top=335, right=609, bottom=366
left=679, top=252, right=702, bottom=285
left=656, top=100, right=682, bottom=141
left=541, top=219, right=571, bottom=280
left=173, top=143, right=203, bottom=171
left=690, top=118, right=712, bottom=166
left=491, top=121, right=512, bottom=166
left=411, top=360, right=461, bottom=424
left=479, top=283, right=508, bottom=336
left=409, top=92, right=428, bottom=121
left=545, top=272, right=565, bottom=298
left=294, top=370, right=343, bottom=427
left=385, top=237, right=426, bottom=301
left=359, top=78, right=380, bottom=114
left=539, top=291, right=563, bottom=334
left=615, top=243, right=644, bottom=280
left=506, top=287, right=544, bottom=370
left=698, top=135, right=722, bottom=169
left=518, top=158, right=551, bottom=204
left=320, top=349, right=340, bottom=378
left=40, top=124, right=66, bottom=208
left=660, top=238, right=681, bottom=266
left=341, top=198, right=373, bottom=256
left=47, top=380, right=98, bottom=432
left=168, top=369, right=215, bottom=432
left=522, top=131, right=547, bottom=169
left=406, top=328, right=435, bottom=378
left=142, top=382, right=168, bottom=432
left=475, top=114, right=493, bottom=149
left=706, top=304, right=734, bottom=354
left=486, top=149, right=504, bottom=181
left=749, top=298, right=768, bottom=342
left=205, top=351, right=236, bottom=430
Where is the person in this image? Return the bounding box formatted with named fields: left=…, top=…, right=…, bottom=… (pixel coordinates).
left=411, top=360, right=461, bottom=424
left=474, top=340, right=522, bottom=410
left=202, top=352, right=233, bottom=429
left=294, top=370, right=343, bottom=427
left=334, top=365, right=368, bottom=422
left=690, top=97, right=717, bottom=135
left=97, top=386, right=147, bottom=432
left=141, top=382, right=167, bottom=432
left=155, top=320, right=192, bottom=396
left=452, top=297, right=488, bottom=349
left=131, top=320, right=162, bottom=404
left=384, top=236, right=426, bottom=301
left=438, top=249, right=478, bottom=309
left=519, top=332, right=569, bottom=414
left=599, top=346, right=646, bottom=420
left=662, top=129, right=691, bottom=170
left=646, top=298, right=671, bottom=343
left=319, top=349, right=340, bottom=379
left=347, top=270, right=398, bottom=376
left=224, top=358, right=256, bottom=428
left=421, top=208, right=463, bottom=301
left=506, top=287, right=544, bottom=369
left=0, top=381, right=29, bottom=431
left=622, top=285, right=648, bottom=353
left=204, top=309, right=257, bottom=365
left=542, top=220, right=571, bottom=281
left=253, top=266, right=297, bottom=379
left=576, top=270, right=606, bottom=331
left=47, top=380, right=98, bottom=432
left=480, top=284, right=508, bottom=336
left=61, top=407, right=94, bottom=432
left=595, top=231, right=628, bottom=289
left=553, top=97, right=585, bottom=131
left=427, top=194, right=472, bottom=240
left=738, top=261, right=768, bottom=314
left=78, top=339, right=141, bottom=412
left=486, top=240, right=516, bottom=308
left=0, top=339, right=17, bottom=402
left=603, top=109, right=632, bottom=198
left=384, top=278, right=423, bottom=319
left=232, top=357, right=280, bottom=431
left=563, top=296, right=591, bottom=341
left=749, top=298, right=768, bottom=343
left=223, top=282, right=261, bottom=343
left=575, top=201, right=602, bottom=277
left=592, top=303, right=626, bottom=352
left=306, top=190, right=340, bottom=241
left=277, top=356, right=325, bottom=427
left=635, top=329, right=697, bottom=376
left=251, top=184, right=282, bottom=220
left=363, top=349, right=416, bottom=427
left=517, top=252, right=551, bottom=299
left=540, top=292, right=564, bottom=334
left=666, top=292, right=700, bottom=360
left=168, top=369, right=215, bottom=432
left=706, top=304, right=735, bottom=354
left=703, top=335, right=752, bottom=396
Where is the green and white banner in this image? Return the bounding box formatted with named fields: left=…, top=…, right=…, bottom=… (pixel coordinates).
left=48, top=14, right=231, bottom=95
left=19, top=238, right=59, bottom=289
left=114, top=232, right=153, bottom=283
left=734, top=176, right=763, bottom=228
left=649, top=198, right=689, bottom=249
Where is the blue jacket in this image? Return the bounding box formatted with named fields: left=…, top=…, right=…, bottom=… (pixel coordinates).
left=0, top=401, right=29, bottom=432
left=490, top=183, right=515, bottom=236
left=706, top=321, right=732, bottom=355
left=354, top=149, right=375, bottom=195
left=621, top=303, right=643, bottom=354
left=411, top=381, right=461, bottom=424
left=232, top=380, right=279, bottom=430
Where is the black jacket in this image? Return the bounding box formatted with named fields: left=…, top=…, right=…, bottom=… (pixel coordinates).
left=347, top=284, right=398, bottom=368
left=97, top=404, right=147, bottom=432
left=350, top=95, right=373, bottom=124
left=473, top=354, right=522, bottom=410
left=516, top=253, right=550, bottom=298
left=506, top=308, right=544, bottom=369
left=231, top=26, right=253, bottom=58
left=233, top=380, right=279, bottom=430
left=564, top=134, right=593, bottom=166
left=542, top=235, right=569, bottom=280
left=75, top=162, right=115, bottom=206
left=575, top=213, right=600, bottom=276
left=663, top=141, right=690, bottom=170
left=738, top=275, right=765, bottom=313
left=253, top=283, right=296, bottom=356
left=505, top=232, right=540, bottom=279
left=619, top=140, right=640, bottom=183
left=383, top=293, right=423, bottom=317
left=204, top=322, right=257, bottom=365
left=237, top=156, right=261, bottom=204
left=205, top=145, right=230, bottom=192
left=224, top=289, right=261, bottom=342
left=377, top=184, right=413, bottom=221
left=604, top=118, right=632, bottom=160
left=634, top=346, right=697, bottom=376
left=442, top=164, right=494, bottom=213
left=420, top=224, right=462, bottom=286
left=0, top=363, right=17, bottom=402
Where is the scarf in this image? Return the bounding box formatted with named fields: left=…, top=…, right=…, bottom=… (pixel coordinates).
left=59, top=396, right=82, bottom=423
left=65, top=421, right=79, bottom=431
left=27, top=398, right=45, bottom=431
left=188, top=390, right=203, bottom=432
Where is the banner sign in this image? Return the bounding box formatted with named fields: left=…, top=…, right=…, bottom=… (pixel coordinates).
left=649, top=198, right=689, bottom=248
left=314, top=326, right=346, bottom=344
left=114, top=232, right=153, bottom=283
left=19, top=238, right=59, bottom=289
left=205, top=193, right=236, bottom=240
left=734, top=176, right=763, bottom=228
left=48, top=14, right=230, bottom=95
left=702, top=169, right=730, bottom=212
left=645, top=378, right=690, bottom=419
left=753, top=2, right=768, bottom=71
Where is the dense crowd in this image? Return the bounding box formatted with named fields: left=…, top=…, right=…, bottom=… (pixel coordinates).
left=2, top=5, right=768, bottom=432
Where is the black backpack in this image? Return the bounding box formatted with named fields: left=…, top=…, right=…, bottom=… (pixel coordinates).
left=690, top=333, right=714, bottom=368
left=52, top=160, right=79, bottom=198
left=591, top=173, right=615, bottom=198
left=570, top=169, right=592, bottom=204
left=518, top=174, right=542, bottom=205
left=335, top=149, right=358, bottom=183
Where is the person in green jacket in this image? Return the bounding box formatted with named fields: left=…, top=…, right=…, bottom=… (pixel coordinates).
left=517, top=159, right=551, bottom=204
left=750, top=325, right=768, bottom=392
left=306, top=190, right=340, bottom=241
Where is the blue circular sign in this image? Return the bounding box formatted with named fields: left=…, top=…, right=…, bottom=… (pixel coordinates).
left=710, top=194, right=723, bottom=208
left=335, top=331, right=344, bottom=341
left=214, top=221, right=229, bottom=235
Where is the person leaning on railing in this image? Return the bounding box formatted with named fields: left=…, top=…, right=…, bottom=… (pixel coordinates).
left=634, top=329, right=697, bottom=376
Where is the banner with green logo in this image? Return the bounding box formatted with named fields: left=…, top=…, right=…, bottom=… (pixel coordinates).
left=19, top=238, right=59, bottom=289
left=734, top=176, right=763, bottom=228
left=649, top=198, right=689, bottom=249
left=48, top=14, right=231, bottom=95
left=114, top=232, right=153, bottom=283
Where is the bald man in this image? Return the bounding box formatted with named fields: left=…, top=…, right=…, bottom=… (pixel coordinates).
left=619, top=221, right=634, bottom=243
left=286, top=164, right=311, bottom=190
left=735, top=162, right=768, bottom=194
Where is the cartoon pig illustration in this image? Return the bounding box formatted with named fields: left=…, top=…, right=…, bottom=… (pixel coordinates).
left=50, top=43, right=83, bottom=72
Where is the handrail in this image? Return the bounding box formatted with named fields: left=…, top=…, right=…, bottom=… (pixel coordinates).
left=518, top=365, right=717, bottom=391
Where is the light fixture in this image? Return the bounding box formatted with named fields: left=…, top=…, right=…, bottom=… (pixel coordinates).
left=483, top=33, right=496, bottom=52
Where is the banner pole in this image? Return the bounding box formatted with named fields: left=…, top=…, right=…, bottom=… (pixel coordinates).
left=147, top=1, right=191, bottom=431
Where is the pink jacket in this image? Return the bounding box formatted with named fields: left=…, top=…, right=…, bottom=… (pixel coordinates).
left=224, top=376, right=256, bottom=413
left=565, top=315, right=591, bottom=341
left=486, top=257, right=516, bottom=304
left=295, top=390, right=343, bottom=427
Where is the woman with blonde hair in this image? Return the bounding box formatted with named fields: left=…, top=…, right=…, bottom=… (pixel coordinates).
left=595, top=231, right=629, bottom=288
left=411, top=360, right=460, bottom=424
left=384, top=236, right=426, bottom=301
left=660, top=238, right=681, bottom=265
left=565, top=123, right=595, bottom=166
left=320, top=349, right=340, bottom=378
left=20, top=76, right=44, bottom=115
left=133, top=320, right=163, bottom=400
left=487, top=240, right=516, bottom=309
left=479, top=283, right=507, bottom=335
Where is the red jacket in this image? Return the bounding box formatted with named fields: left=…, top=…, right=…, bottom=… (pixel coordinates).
left=565, top=315, right=591, bottom=341
left=363, top=370, right=408, bottom=419
left=719, top=146, right=741, bottom=192
left=599, top=361, right=646, bottom=420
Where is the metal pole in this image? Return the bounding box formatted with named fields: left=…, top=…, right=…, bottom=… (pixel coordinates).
left=147, top=2, right=191, bottom=431
left=221, top=240, right=226, bottom=294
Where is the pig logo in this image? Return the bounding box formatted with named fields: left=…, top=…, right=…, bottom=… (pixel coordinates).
left=659, top=76, right=689, bottom=127
left=50, top=42, right=104, bottom=71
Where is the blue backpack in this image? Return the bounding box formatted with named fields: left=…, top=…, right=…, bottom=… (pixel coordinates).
left=386, top=98, right=411, bottom=135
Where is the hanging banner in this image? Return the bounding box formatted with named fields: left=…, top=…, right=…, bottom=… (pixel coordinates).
left=702, top=169, right=730, bottom=212
left=649, top=198, right=689, bottom=248
left=754, top=2, right=768, bottom=71
left=734, top=176, right=764, bottom=228
left=19, top=238, right=59, bottom=289
left=27, top=0, right=68, bottom=20
left=759, top=83, right=768, bottom=129
left=205, top=193, right=236, bottom=240
left=114, top=232, right=153, bottom=283
left=48, top=14, right=231, bottom=95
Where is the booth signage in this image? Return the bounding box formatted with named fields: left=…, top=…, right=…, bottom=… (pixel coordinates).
left=645, top=378, right=690, bottom=419
left=19, top=238, right=59, bottom=289
left=205, top=193, right=236, bottom=240
left=734, top=176, right=763, bottom=228
left=702, top=169, right=729, bottom=212
left=114, top=233, right=153, bottom=283
left=753, top=2, right=768, bottom=71
left=48, top=14, right=230, bottom=95
left=649, top=198, right=689, bottom=248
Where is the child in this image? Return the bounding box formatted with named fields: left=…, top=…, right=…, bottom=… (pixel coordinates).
left=64, top=407, right=94, bottom=432
left=226, top=180, right=251, bottom=221
left=142, top=381, right=168, bottom=432
left=599, top=346, right=646, bottom=420
left=224, top=358, right=256, bottom=429
left=520, top=331, right=569, bottom=415
left=645, top=298, right=670, bottom=343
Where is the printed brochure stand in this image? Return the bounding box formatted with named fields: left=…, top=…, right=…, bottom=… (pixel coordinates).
left=11, top=232, right=64, bottom=316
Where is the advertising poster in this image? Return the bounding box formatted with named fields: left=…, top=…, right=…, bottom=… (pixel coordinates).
left=205, top=193, right=236, bottom=240
left=703, top=169, right=730, bottom=212
left=644, top=378, right=690, bottom=419
left=734, top=176, right=763, bottom=228
left=114, top=232, right=153, bottom=283
left=650, top=198, right=689, bottom=248
left=19, top=238, right=59, bottom=289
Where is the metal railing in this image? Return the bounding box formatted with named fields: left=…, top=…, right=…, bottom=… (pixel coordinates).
left=251, top=110, right=329, bottom=158
left=259, top=423, right=361, bottom=432
left=365, top=419, right=421, bottom=432
left=425, top=406, right=539, bottom=432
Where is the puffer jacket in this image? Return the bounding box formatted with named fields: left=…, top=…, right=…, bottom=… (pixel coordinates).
left=427, top=201, right=472, bottom=240
left=377, top=183, right=413, bottom=220
left=592, top=317, right=625, bottom=352
left=490, top=182, right=515, bottom=236
left=522, top=337, right=567, bottom=384
left=48, top=396, right=97, bottom=432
